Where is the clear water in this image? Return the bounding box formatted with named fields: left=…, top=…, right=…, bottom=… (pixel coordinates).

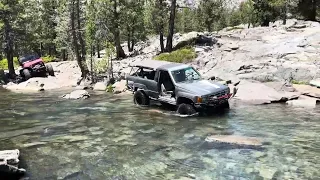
left=0, top=89, right=319, bottom=180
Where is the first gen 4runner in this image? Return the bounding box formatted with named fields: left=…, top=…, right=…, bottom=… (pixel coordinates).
left=126, top=60, right=232, bottom=115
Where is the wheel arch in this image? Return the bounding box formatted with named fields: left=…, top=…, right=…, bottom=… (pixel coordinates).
left=177, top=96, right=194, bottom=105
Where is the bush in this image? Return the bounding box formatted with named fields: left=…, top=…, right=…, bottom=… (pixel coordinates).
left=291, top=80, right=309, bottom=85
left=154, top=47, right=197, bottom=63
left=42, top=56, right=56, bottom=63
left=0, top=57, right=19, bottom=70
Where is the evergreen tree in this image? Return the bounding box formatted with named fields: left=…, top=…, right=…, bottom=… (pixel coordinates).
left=197, top=0, right=224, bottom=32
left=297, top=0, right=319, bottom=21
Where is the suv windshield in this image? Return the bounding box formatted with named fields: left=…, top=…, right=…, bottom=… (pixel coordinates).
left=171, top=67, right=201, bottom=83
left=19, top=54, right=40, bottom=64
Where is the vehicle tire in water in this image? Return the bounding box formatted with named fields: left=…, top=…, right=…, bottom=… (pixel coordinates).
left=23, top=69, right=32, bottom=80
left=220, top=101, right=230, bottom=109
left=134, top=91, right=150, bottom=106
left=46, top=64, right=54, bottom=76
left=177, top=103, right=196, bottom=115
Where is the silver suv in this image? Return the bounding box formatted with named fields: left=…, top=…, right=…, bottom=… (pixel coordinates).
left=126, top=60, right=231, bottom=115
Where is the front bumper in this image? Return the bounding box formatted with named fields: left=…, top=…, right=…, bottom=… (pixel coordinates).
left=194, top=94, right=232, bottom=109
left=32, top=65, right=46, bottom=73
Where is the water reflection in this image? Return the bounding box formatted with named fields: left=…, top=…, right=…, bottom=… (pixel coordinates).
left=0, top=90, right=319, bottom=179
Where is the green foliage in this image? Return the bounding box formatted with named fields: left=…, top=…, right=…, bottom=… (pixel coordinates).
left=42, top=56, right=56, bottom=63
left=154, top=47, right=196, bottom=63
left=175, top=8, right=199, bottom=33
left=291, top=80, right=309, bottom=85
left=106, top=85, right=114, bottom=92
left=91, top=41, right=115, bottom=74
left=197, top=0, right=225, bottom=32
left=0, top=57, right=19, bottom=70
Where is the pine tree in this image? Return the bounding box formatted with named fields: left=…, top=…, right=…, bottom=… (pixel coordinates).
left=197, top=0, right=224, bottom=32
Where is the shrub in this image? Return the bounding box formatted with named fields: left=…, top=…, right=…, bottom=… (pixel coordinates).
left=291, top=80, right=309, bottom=85
left=0, top=57, right=19, bottom=70
left=154, top=47, right=197, bottom=63
left=42, top=56, right=56, bottom=63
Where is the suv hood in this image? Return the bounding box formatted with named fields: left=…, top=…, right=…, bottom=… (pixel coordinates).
left=22, top=59, right=44, bottom=68
left=176, top=80, right=228, bottom=96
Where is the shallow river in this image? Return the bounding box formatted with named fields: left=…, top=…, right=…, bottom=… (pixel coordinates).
left=0, top=89, right=319, bottom=180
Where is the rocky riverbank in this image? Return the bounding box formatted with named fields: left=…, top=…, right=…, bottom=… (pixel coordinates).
left=1, top=19, right=320, bottom=107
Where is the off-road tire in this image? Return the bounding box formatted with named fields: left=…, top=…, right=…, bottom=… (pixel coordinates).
left=46, top=64, right=54, bottom=76
left=133, top=91, right=150, bottom=106
left=220, top=101, right=230, bottom=109
left=22, top=69, right=32, bottom=80
left=177, top=103, right=196, bottom=115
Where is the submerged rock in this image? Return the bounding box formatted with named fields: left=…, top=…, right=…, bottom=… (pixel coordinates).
left=62, top=90, right=90, bottom=99
left=205, top=135, right=263, bottom=147
left=22, top=142, right=47, bottom=148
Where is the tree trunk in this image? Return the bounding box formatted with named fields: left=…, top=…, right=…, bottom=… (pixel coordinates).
left=159, top=0, right=165, bottom=53
left=76, top=0, right=89, bottom=77
left=129, top=29, right=135, bottom=52
left=166, top=0, right=177, bottom=52
left=159, top=31, right=165, bottom=53
left=261, top=17, right=270, bottom=27
left=113, top=0, right=126, bottom=59
left=127, top=25, right=131, bottom=52
left=310, top=0, right=317, bottom=21
left=206, top=22, right=212, bottom=32
left=282, top=2, right=287, bottom=25
left=70, top=1, right=82, bottom=75
left=97, top=42, right=101, bottom=58
left=62, top=49, right=66, bottom=61
left=4, top=19, right=15, bottom=78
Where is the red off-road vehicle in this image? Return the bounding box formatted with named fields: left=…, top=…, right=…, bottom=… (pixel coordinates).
left=19, top=54, right=54, bottom=80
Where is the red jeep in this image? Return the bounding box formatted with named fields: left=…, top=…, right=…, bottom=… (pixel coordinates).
left=19, top=54, right=54, bottom=80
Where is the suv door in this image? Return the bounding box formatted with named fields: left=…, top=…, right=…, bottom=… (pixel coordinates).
left=144, top=70, right=159, bottom=98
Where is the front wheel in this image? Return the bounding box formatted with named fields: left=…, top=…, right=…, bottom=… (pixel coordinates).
left=220, top=101, right=230, bottom=109
left=177, top=103, right=197, bottom=115
left=22, top=69, right=32, bottom=80
left=133, top=91, right=150, bottom=106
left=46, top=64, right=54, bottom=76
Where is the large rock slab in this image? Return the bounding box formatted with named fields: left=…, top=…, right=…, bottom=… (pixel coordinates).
left=293, top=84, right=320, bottom=99
left=234, top=80, right=300, bottom=104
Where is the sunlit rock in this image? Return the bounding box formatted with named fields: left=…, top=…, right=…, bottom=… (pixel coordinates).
left=62, top=90, right=90, bottom=100
left=205, top=135, right=263, bottom=147
left=168, top=151, right=192, bottom=160
left=112, top=135, right=132, bottom=143
left=22, top=142, right=47, bottom=148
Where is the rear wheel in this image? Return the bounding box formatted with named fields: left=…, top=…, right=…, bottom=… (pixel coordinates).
left=46, top=64, right=54, bottom=76
left=22, top=69, right=32, bottom=80
left=177, top=103, right=196, bottom=115
left=133, top=91, right=150, bottom=106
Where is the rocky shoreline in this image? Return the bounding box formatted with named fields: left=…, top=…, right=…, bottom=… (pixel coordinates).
left=1, top=19, right=320, bottom=107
